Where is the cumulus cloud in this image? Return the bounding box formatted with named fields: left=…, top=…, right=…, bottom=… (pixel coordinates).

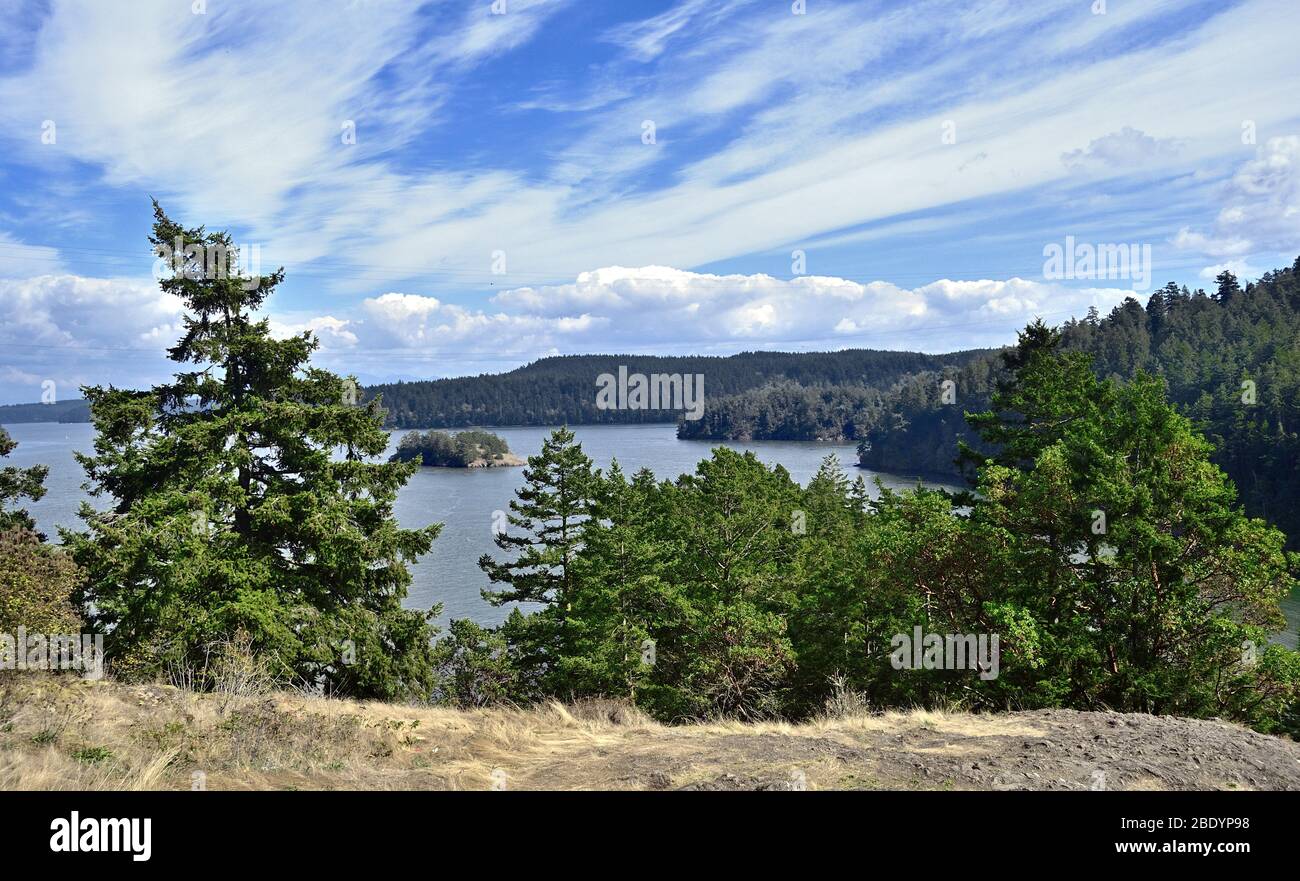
left=1175, top=137, right=1300, bottom=263
left=299, top=267, right=1134, bottom=361
left=0, top=264, right=1141, bottom=402
left=0, top=274, right=183, bottom=402
left=1062, top=127, right=1185, bottom=172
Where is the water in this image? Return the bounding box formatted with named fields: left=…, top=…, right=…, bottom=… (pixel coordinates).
left=4, top=422, right=935, bottom=626
left=7, top=420, right=1298, bottom=644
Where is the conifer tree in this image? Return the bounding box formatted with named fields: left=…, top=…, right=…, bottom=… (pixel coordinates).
left=963, top=333, right=1296, bottom=718
left=64, top=203, right=441, bottom=699
left=479, top=426, right=597, bottom=690
left=566, top=462, right=679, bottom=701
left=479, top=426, right=596, bottom=609
left=1215, top=269, right=1241, bottom=304
left=0, top=427, right=47, bottom=535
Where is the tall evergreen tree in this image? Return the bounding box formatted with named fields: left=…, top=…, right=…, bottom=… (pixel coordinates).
left=1215, top=269, right=1241, bottom=304
left=479, top=426, right=596, bottom=609
left=64, top=203, right=441, bottom=699
left=479, top=426, right=598, bottom=691
left=565, top=462, right=680, bottom=702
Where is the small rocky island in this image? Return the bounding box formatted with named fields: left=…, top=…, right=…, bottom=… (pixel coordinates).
left=389, top=429, right=524, bottom=468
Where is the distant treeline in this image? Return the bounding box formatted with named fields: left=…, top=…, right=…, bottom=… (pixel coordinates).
left=362, top=350, right=986, bottom=428
left=0, top=399, right=90, bottom=424
left=390, top=429, right=514, bottom=467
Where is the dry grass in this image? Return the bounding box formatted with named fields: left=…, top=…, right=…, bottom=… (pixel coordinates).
left=2, top=672, right=1294, bottom=791
left=0, top=671, right=935, bottom=790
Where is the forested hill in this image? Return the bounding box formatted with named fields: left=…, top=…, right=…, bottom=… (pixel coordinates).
left=363, top=349, right=986, bottom=428
left=858, top=259, right=1300, bottom=542
left=0, top=399, right=91, bottom=424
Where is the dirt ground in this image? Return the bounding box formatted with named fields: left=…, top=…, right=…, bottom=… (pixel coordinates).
left=2, top=673, right=1297, bottom=790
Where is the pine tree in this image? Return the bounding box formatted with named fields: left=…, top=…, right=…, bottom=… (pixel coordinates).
left=478, top=426, right=597, bottom=690
left=64, top=203, right=441, bottom=699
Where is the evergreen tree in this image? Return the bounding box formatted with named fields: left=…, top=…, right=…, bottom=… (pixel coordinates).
left=64, top=203, right=441, bottom=699
left=659, top=448, right=801, bottom=719
left=965, top=341, right=1297, bottom=719
left=959, top=319, right=1104, bottom=473
left=479, top=426, right=598, bottom=691
left=1215, top=269, right=1241, bottom=304
left=565, top=462, right=681, bottom=703
left=1146, top=289, right=1169, bottom=339
left=0, top=427, right=48, bottom=535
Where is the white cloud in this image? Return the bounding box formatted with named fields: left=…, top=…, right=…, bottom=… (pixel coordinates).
left=1062, top=127, right=1185, bottom=173
left=5, top=0, right=1298, bottom=291
left=1175, top=137, right=1300, bottom=262
left=324, top=266, right=1134, bottom=356
left=0, top=274, right=183, bottom=401
left=600, top=0, right=743, bottom=62
left=0, top=264, right=1139, bottom=401
left=0, top=233, right=65, bottom=275
left=1198, top=260, right=1260, bottom=280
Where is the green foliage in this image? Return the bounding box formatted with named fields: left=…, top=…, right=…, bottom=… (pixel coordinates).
left=857, top=260, right=1300, bottom=549
left=390, top=429, right=512, bottom=467
left=476, top=426, right=596, bottom=696
left=366, top=349, right=989, bottom=429
left=455, top=331, right=1300, bottom=736
left=430, top=618, right=520, bottom=707
left=71, top=746, right=113, bottom=764
left=62, top=203, right=442, bottom=700
left=0, top=528, right=83, bottom=635
left=0, top=428, right=79, bottom=637
left=0, top=427, right=47, bottom=535
left=957, top=331, right=1297, bottom=721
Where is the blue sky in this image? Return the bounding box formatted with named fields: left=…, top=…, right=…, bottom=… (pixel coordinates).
left=1, top=0, right=1299, bottom=403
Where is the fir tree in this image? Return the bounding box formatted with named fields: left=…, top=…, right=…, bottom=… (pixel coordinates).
left=479, top=426, right=598, bottom=690
left=64, top=203, right=441, bottom=699
left=1215, top=269, right=1241, bottom=304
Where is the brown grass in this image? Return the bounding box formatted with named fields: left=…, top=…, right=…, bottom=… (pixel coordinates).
left=0, top=672, right=964, bottom=790
left=2, top=672, right=1292, bottom=791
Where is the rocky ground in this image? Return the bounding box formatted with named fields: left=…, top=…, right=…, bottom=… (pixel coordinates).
left=2, top=673, right=1297, bottom=790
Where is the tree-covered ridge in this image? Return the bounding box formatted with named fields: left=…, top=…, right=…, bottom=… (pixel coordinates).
left=855, top=258, right=1300, bottom=544
left=362, top=349, right=986, bottom=428
left=675, top=380, right=885, bottom=442
left=389, top=429, right=518, bottom=467
left=0, top=399, right=91, bottom=424
left=444, top=328, right=1300, bottom=733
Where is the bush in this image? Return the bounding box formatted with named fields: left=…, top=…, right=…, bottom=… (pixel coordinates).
left=0, top=528, right=82, bottom=636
